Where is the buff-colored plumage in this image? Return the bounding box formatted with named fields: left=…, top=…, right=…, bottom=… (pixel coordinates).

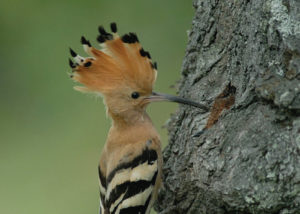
left=69, top=23, right=162, bottom=214
left=68, top=22, right=208, bottom=214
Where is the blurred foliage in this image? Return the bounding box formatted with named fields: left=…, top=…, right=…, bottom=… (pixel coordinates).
left=0, top=0, right=193, bottom=213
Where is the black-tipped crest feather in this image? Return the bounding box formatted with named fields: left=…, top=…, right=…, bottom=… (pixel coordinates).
left=69, top=58, right=76, bottom=68
left=81, top=36, right=91, bottom=47
left=110, top=22, right=117, bottom=33
left=69, top=48, right=77, bottom=57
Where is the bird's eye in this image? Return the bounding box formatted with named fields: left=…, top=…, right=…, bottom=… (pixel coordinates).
left=131, top=92, right=140, bottom=99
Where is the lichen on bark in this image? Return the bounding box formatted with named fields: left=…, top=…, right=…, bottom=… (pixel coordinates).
left=156, top=0, right=300, bottom=213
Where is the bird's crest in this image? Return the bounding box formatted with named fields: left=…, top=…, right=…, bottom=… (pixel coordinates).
left=69, top=23, right=157, bottom=94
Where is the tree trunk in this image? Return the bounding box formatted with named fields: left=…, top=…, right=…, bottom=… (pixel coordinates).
left=156, top=0, right=300, bottom=213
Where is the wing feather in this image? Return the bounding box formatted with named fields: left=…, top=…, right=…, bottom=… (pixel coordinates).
left=105, top=145, right=158, bottom=214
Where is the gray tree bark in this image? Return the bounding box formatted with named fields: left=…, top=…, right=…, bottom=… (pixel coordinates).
left=155, top=0, right=300, bottom=213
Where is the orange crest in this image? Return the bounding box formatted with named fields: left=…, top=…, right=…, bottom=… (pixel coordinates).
left=69, top=23, right=157, bottom=95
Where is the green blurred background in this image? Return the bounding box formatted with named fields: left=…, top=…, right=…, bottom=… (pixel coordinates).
left=0, top=1, right=194, bottom=213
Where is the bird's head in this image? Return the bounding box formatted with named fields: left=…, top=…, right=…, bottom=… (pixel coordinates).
left=69, top=23, right=207, bottom=122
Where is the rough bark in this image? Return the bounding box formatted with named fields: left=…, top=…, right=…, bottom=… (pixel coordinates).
left=156, top=0, right=300, bottom=213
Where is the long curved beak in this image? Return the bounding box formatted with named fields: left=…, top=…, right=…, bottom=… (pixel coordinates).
left=146, top=92, right=209, bottom=112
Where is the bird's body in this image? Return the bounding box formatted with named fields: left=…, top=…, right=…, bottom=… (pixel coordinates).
left=98, top=113, right=162, bottom=214
left=68, top=22, right=207, bottom=214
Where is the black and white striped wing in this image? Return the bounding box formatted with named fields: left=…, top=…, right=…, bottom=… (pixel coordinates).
left=98, top=166, right=107, bottom=214
left=105, top=147, right=158, bottom=214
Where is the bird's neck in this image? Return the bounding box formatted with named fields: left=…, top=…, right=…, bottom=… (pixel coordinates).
left=109, top=108, right=153, bottom=129
left=105, top=109, right=159, bottom=151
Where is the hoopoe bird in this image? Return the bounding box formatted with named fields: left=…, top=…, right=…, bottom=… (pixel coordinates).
left=68, top=23, right=208, bottom=214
